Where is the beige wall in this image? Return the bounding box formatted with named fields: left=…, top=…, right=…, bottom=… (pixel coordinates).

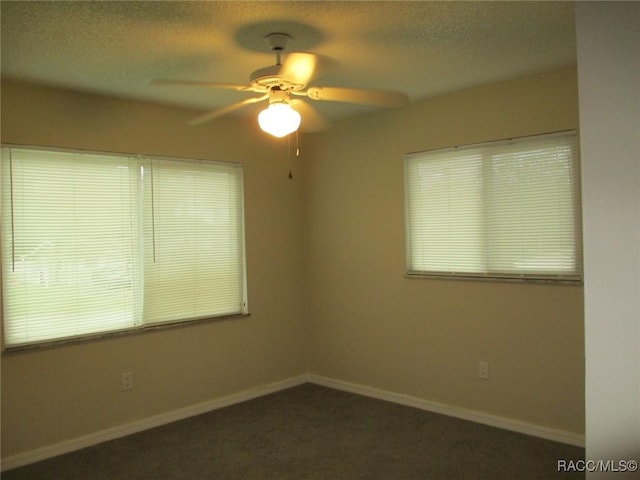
left=1, top=68, right=585, bottom=461
left=303, top=68, right=584, bottom=435
left=0, top=81, right=308, bottom=457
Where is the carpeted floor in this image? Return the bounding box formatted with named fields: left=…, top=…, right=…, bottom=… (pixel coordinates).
left=2, top=383, right=585, bottom=479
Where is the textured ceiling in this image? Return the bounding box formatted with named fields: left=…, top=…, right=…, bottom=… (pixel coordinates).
left=0, top=1, right=576, bottom=125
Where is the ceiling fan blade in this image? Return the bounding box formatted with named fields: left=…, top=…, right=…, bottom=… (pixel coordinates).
left=280, top=52, right=331, bottom=87
left=187, top=94, right=269, bottom=126
left=306, top=86, right=408, bottom=108
left=152, top=79, right=256, bottom=92
left=291, top=99, right=331, bottom=133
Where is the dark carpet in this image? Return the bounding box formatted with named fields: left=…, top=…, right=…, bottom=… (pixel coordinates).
left=2, top=383, right=585, bottom=479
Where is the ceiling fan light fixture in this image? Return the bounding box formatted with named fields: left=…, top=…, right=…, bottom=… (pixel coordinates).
left=258, top=102, right=301, bottom=137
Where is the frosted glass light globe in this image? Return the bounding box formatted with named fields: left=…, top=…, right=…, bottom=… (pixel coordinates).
left=258, top=103, right=301, bottom=137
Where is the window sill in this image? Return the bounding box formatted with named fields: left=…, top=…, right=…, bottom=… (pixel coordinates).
left=405, top=272, right=583, bottom=286
left=2, top=312, right=251, bottom=354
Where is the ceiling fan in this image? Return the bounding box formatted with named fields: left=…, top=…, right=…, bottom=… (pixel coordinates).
left=153, top=33, right=409, bottom=137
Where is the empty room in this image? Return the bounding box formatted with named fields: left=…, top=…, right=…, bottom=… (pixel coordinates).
left=1, top=1, right=638, bottom=479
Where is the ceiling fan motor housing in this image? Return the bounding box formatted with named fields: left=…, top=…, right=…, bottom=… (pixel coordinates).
left=249, top=64, right=301, bottom=91
left=267, top=87, right=294, bottom=105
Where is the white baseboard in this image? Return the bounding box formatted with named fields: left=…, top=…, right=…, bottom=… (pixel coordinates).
left=308, top=374, right=585, bottom=448
left=2, top=372, right=584, bottom=471
left=1, top=374, right=310, bottom=472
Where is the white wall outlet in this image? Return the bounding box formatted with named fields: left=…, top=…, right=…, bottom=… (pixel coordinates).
left=121, top=371, right=133, bottom=391
left=478, top=361, right=489, bottom=379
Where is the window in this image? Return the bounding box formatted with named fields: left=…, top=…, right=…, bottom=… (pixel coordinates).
left=1, top=147, right=247, bottom=348
left=404, top=131, right=582, bottom=282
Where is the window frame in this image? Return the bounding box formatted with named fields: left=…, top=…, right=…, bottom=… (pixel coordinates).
left=404, top=131, right=583, bottom=284
left=1, top=144, right=249, bottom=351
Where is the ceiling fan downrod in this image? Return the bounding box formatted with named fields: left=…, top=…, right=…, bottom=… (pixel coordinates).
left=265, top=32, right=291, bottom=66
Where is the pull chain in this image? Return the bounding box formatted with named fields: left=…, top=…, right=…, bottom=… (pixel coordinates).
left=288, top=134, right=293, bottom=179
left=288, top=131, right=301, bottom=179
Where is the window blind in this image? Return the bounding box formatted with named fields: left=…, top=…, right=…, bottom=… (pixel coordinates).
left=142, top=158, right=246, bottom=324
left=404, top=131, right=582, bottom=281
left=1, top=147, right=247, bottom=348
left=1, top=148, right=142, bottom=345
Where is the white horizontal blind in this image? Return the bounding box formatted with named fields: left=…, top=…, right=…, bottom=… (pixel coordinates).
left=405, top=150, right=485, bottom=273
left=405, top=131, right=582, bottom=281
left=1, top=147, right=247, bottom=348
left=484, top=137, right=580, bottom=276
left=1, top=148, right=142, bottom=346
left=142, top=159, right=246, bottom=323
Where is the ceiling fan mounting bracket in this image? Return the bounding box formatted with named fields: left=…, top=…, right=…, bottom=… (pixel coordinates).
left=264, top=33, right=291, bottom=52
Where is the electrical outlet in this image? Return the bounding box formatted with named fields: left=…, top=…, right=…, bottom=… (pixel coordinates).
left=478, top=361, right=489, bottom=379
left=121, top=371, right=133, bottom=391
